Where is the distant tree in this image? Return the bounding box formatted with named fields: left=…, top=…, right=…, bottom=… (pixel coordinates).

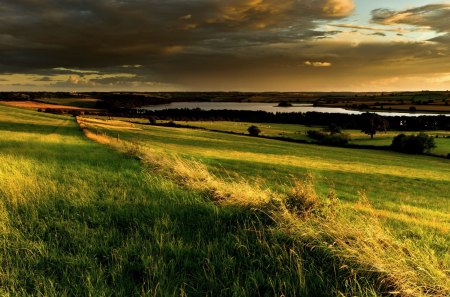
left=391, top=133, right=436, bottom=154
left=148, top=116, right=157, bottom=124
left=409, top=106, right=417, bottom=112
left=361, top=113, right=389, bottom=139
left=247, top=125, right=261, bottom=136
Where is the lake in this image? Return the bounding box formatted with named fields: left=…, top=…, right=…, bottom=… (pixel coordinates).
left=140, top=102, right=449, bottom=117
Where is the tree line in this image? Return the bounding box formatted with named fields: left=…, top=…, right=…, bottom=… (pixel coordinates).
left=141, top=109, right=450, bottom=131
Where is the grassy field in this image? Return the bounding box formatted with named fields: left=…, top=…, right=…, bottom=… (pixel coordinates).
left=80, top=116, right=450, bottom=295
left=1, top=105, right=449, bottom=295
left=1, top=105, right=330, bottom=296
left=35, top=98, right=100, bottom=109
left=165, top=120, right=450, bottom=157
left=82, top=117, right=450, bottom=255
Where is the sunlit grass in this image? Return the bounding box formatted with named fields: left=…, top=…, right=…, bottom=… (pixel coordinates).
left=1, top=103, right=449, bottom=296
left=81, top=116, right=450, bottom=266
left=78, top=119, right=450, bottom=295
left=0, top=104, right=380, bottom=296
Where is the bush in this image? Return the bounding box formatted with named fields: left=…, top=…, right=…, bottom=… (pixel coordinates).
left=307, top=130, right=350, bottom=146
left=323, top=133, right=350, bottom=146
left=166, top=121, right=177, bottom=127
left=307, top=130, right=326, bottom=141
left=285, top=174, right=319, bottom=217
left=391, top=133, right=436, bottom=154
left=247, top=125, right=261, bottom=136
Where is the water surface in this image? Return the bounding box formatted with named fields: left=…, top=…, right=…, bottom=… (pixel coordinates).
left=141, top=102, right=449, bottom=117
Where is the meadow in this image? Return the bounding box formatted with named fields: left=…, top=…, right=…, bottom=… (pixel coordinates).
left=169, top=120, right=450, bottom=157
left=81, top=118, right=450, bottom=245
left=1, top=104, right=314, bottom=296
left=80, top=116, right=450, bottom=293
left=1, top=104, right=449, bottom=296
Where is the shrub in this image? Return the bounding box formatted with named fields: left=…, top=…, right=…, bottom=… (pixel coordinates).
left=285, top=174, right=319, bottom=217
left=307, top=130, right=350, bottom=146
left=247, top=125, right=261, bottom=136
left=307, top=130, right=326, bottom=141
left=166, top=121, right=177, bottom=127
left=323, top=133, right=350, bottom=146
left=391, top=133, right=436, bottom=154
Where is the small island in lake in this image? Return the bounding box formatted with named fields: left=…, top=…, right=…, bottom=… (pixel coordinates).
left=277, top=101, right=293, bottom=107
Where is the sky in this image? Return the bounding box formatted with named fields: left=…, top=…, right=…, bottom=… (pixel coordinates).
left=1, top=0, right=450, bottom=92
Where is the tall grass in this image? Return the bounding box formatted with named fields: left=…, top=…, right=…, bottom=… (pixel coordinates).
left=79, top=117, right=450, bottom=296
left=1, top=104, right=382, bottom=296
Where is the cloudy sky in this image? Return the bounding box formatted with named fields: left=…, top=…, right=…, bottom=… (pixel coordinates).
left=1, top=0, right=450, bottom=91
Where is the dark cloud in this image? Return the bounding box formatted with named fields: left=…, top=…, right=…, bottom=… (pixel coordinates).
left=0, top=0, right=355, bottom=73
left=3, top=0, right=450, bottom=91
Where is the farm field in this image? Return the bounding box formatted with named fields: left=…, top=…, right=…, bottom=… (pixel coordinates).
left=1, top=104, right=449, bottom=296
left=315, top=92, right=450, bottom=113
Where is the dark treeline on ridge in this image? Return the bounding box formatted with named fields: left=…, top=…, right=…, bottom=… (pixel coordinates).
left=1, top=90, right=449, bottom=107
left=140, top=109, right=450, bottom=131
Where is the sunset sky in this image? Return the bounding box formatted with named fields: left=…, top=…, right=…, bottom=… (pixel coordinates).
left=1, top=0, right=450, bottom=92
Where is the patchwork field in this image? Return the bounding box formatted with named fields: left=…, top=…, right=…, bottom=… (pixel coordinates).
left=1, top=104, right=449, bottom=296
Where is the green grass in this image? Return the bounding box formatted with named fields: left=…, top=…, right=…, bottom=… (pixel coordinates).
left=83, top=118, right=450, bottom=263
left=176, top=120, right=316, bottom=141
left=168, top=120, right=450, bottom=156
left=0, top=104, right=389, bottom=296
left=2, top=105, right=449, bottom=295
